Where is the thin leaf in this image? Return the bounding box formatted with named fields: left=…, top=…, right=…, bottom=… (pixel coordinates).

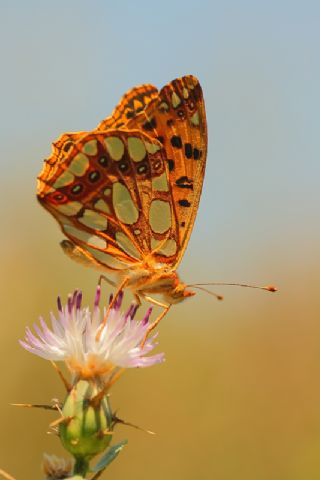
left=91, top=440, right=128, bottom=474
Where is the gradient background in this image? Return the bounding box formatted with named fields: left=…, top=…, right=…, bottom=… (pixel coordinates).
left=1, top=1, right=320, bottom=479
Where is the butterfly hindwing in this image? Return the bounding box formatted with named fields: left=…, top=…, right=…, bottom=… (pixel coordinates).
left=43, top=84, right=159, bottom=169
left=38, top=129, right=181, bottom=271
left=96, top=84, right=159, bottom=131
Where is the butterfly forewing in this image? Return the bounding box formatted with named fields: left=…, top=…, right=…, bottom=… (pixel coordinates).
left=118, top=75, right=207, bottom=267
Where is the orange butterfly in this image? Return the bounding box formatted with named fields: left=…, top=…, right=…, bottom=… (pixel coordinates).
left=37, top=75, right=207, bottom=332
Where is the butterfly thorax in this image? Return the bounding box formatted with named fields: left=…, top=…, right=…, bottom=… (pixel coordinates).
left=60, top=240, right=195, bottom=305
left=121, top=266, right=195, bottom=305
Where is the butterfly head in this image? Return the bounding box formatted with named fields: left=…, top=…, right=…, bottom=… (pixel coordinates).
left=131, top=268, right=195, bottom=305
left=161, top=273, right=196, bottom=305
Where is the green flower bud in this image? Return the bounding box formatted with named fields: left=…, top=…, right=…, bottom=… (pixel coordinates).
left=59, top=380, right=113, bottom=466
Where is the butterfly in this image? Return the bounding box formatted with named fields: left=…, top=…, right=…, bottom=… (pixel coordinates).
left=37, top=75, right=208, bottom=331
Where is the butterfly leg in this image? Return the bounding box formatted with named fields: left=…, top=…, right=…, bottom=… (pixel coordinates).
left=96, top=277, right=130, bottom=341
left=104, top=276, right=129, bottom=320
left=134, top=294, right=142, bottom=306
left=139, top=295, right=171, bottom=347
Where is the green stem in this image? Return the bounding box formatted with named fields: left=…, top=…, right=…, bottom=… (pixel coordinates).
left=74, top=456, right=90, bottom=477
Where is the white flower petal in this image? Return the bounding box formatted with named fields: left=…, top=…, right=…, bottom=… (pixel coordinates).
left=21, top=288, right=165, bottom=381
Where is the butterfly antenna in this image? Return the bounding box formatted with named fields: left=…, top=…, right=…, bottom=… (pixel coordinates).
left=191, top=285, right=224, bottom=301
left=189, top=282, right=277, bottom=292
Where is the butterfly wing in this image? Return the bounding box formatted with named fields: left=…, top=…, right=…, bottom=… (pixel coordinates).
left=96, top=84, right=159, bottom=131
left=37, top=129, right=181, bottom=271
left=122, top=75, right=207, bottom=268
left=44, top=84, right=159, bottom=168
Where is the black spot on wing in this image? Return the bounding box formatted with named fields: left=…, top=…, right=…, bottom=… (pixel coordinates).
left=99, top=156, right=108, bottom=167
left=118, top=160, right=130, bottom=173
left=88, top=171, right=101, bottom=183
left=184, top=143, right=193, bottom=159
left=63, top=141, right=73, bottom=152
left=178, top=199, right=191, bottom=207
left=167, top=159, right=175, bottom=171
left=193, top=148, right=200, bottom=160
left=143, top=117, right=157, bottom=131
left=175, top=176, right=193, bottom=190
left=177, top=109, right=186, bottom=120
left=71, top=184, right=84, bottom=195
left=171, top=136, right=182, bottom=148
left=136, top=162, right=149, bottom=175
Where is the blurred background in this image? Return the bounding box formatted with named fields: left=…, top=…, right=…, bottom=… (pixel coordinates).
left=1, top=1, right=320, bottom=479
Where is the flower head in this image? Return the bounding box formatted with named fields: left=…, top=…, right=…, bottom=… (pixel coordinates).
left=20, top=286, right=164, bottom=384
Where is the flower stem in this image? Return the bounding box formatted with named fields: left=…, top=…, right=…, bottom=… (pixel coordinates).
left=73, top=457, right=90, bottom=477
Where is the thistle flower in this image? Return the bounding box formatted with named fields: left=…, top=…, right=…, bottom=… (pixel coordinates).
left=20, top=286, right=164, bottom=385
